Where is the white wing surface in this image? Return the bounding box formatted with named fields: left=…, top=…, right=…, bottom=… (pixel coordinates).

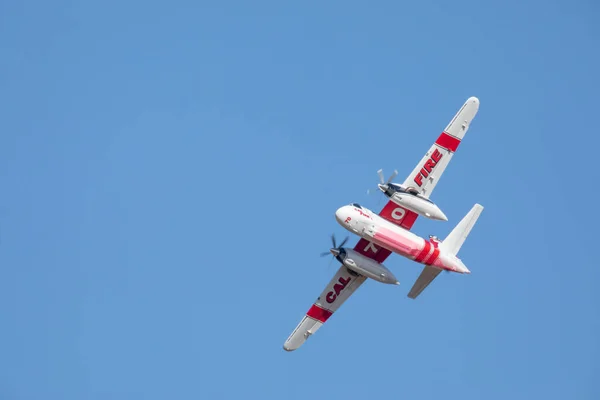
left=283, top=266, right=366, bottom=351
left=402, top=97, right=479, bottom=198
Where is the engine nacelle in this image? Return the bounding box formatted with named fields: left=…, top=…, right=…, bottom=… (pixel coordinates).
left=340, top=249, right=399, bottom=285
left=389, top=192, right=448, bottom=221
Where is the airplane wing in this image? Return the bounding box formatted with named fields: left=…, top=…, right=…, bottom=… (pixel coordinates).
left=283, top=266, right=367, bottom=351
left=407, top=265, right=443, bottom=299
left=402, top=97, right=479, bottom=198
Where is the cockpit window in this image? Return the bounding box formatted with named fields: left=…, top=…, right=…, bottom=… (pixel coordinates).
left=351, top=203, right=362, bottom=209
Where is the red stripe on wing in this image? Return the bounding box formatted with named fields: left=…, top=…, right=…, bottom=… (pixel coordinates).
left=379, top=202, right=419, bottom=230
left=354, top=238, right=392, bottom=263
left=399, top=209, right=418, bottom=229
left=435, top=132, right=461, bottom=152
left=306, top=305, right=333, bottom=322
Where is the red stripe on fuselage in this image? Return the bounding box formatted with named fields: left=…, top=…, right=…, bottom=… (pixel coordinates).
left=435, top=132, right=461, bottom=152
left=414, top=241, right=432, bottom=263
left=424, top=247, right=440, bottom=265
left=306, top=305, right=333, bottom=323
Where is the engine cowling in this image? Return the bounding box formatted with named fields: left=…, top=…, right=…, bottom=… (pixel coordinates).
left=340, top=249, right=399, bottom=285
left=389, top=192, right=448, bottom=221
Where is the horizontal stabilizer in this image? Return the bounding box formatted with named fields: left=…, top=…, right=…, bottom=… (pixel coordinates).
left=440, top=204, right=483, bottom=255
left=407, top=265, right=443, bottom=299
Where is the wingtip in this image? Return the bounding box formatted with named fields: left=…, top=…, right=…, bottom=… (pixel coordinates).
left=467, top=96, right=480, bottom=105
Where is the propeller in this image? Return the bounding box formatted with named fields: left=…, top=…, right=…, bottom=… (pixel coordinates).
left=367, top=168, right=398, bottom=195
left=320, top=233, right=349, bottom=260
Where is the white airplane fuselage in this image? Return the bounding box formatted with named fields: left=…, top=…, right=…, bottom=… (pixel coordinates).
left=335, top=204, right=469, bottom=274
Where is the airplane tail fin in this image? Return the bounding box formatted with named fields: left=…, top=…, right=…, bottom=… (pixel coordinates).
left=439, top=203, right=483, bottom=256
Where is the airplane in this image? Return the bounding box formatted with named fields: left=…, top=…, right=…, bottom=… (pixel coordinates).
left=283, top=96, right=482, bottom=351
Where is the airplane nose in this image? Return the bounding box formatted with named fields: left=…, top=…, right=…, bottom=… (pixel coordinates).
left=330, top=248, right=340, bottom=257
left=335, top=207, right=347, bottom=224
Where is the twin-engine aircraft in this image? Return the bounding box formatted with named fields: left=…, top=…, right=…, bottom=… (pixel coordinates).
left=284, top=97, right=483, bottom=352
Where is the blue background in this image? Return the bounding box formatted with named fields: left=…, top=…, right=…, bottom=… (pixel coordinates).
left=1, top=1, right=598, bottom=399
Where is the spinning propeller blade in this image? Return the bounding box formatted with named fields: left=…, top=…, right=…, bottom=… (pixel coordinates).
left=320, top=234, right=349, bottom=261
left=338, top=236, right=349, bottom=248
left=377, top=169, right=385, bottom=184
left=368, top=168, right=399, bottom=196
left=387, top=169, right=398, bottom=183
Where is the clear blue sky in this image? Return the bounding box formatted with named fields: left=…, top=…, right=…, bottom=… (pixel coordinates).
left=1, top=0, right=598, bottom=399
